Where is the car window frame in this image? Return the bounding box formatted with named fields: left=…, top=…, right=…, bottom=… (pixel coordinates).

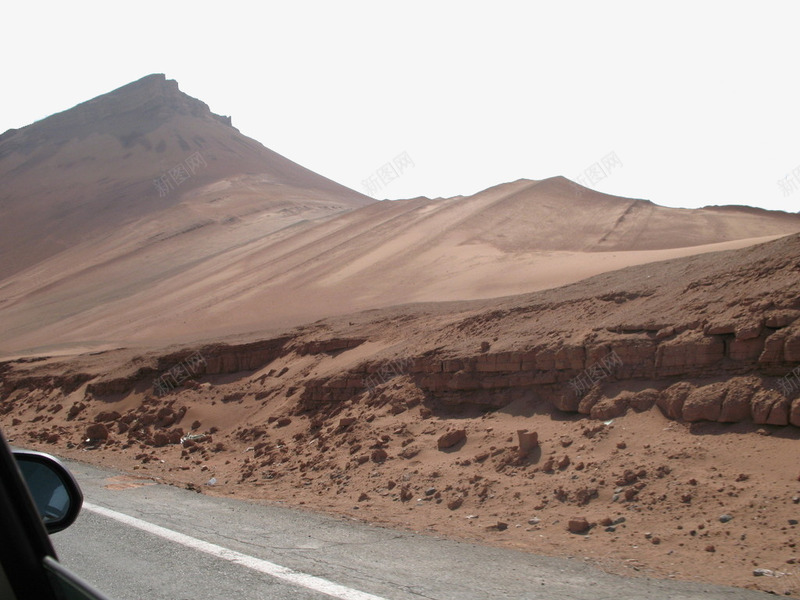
left=0, top=429, right=110, bottom=600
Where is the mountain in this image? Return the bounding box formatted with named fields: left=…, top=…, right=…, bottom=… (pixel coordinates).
left=0, top=74, right=372, bottom=280
left=1, top=75, right=800, bottom=356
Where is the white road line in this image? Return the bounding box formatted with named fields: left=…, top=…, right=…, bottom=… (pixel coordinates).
left=83, top=502, right=388, bottom=600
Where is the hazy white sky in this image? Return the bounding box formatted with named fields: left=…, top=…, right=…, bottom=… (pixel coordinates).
left=3, top=1, right=799, bottom=211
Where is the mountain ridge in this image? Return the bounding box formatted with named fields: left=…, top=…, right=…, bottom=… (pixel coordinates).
left=1, top=75, right=800, bottom=354
left=0, top=74, right=372, bottom=280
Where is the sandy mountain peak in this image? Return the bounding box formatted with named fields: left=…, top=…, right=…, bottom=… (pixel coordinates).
left=1, top=75, right=799, bottom=355
left=0, top=74, right=371, bottom=281
left=0, top=74, right=232, bottom=151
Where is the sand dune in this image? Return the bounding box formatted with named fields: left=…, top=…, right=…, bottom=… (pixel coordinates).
left=3, top=75, right=800, bottom=355
left=0, top=183, right=797, bottom=354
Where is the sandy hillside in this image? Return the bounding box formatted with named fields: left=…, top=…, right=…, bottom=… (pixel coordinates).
left=1, top=174, right=799, bottom=356
left=2, top=233, right=800, bottom=595
left=3, top=76, right=800, bottom=356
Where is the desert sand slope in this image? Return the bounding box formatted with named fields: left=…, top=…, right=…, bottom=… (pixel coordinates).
left=0, top=74, right=372, bottom=280
left=2, top=233, right=800, bottom=596
left=0, top=188, right=800, bottom=352
left=1, top=174, right=799, bottom=354
left=2, top=74, right=800, bottom=357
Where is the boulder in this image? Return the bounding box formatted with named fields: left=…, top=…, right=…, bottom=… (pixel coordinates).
left=790, top=398, right=800, bottom=427
left=718, top=384, right=753, bottom=422
left=630, top=389, right=660, bottom=412
left=371, top=448, right=388, bottom=463
left=590, top=393, right=631, bottom=420
left=751, top=389, right=789, bottom=425
left=85, top=423, right=109, bottom=442
left=657, top=382, right=694, bottom=419
left=437, top=429, right=467, bottom=450
left=447, top=496, right=464, bottom=510
left=95, top=411, right=121, bottom=423
left=682, top=383, right=726, bottom=422
left=577, top=386, right=603, bottom=415
left=568, top=517, right=590, bottom=534
left=517, top=430, right=539, bottom=457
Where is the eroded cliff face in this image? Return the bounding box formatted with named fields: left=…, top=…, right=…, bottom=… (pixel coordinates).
left=294, top=311, right=800, bottom=427
left=3, top=308, right=799, bottom=433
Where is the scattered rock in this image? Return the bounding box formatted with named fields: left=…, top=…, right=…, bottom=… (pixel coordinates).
left=67, top=403, right=87, bottom=421
left=437, top=429, right=467, bottom=450
left=95, top=411, right=121, bottom=423
left=447, top=496, right=464, bottom=510
left=371, top=448, right=388, bottom=463
left=516, top=429, right=539, bottom=457
left=590, top=394, right=630, bottom=420
left=152, top=432, right=170, bottom=447
left=568, top=517, right=590, bottom=534
left=752, top=389, right=789, bottom=426
left=84, top=423, right=109, bottom=442
left=399, top=445, right=420, bottom=459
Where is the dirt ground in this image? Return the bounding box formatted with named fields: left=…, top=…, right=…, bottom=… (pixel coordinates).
left=6, top=378, right=800, bottom=597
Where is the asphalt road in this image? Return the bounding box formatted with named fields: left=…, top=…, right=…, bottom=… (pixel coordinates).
left=50, top=459, right=771, bottom=600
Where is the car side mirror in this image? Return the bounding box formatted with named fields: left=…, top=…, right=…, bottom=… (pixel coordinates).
left=13, top=450, right=83, bottom=534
